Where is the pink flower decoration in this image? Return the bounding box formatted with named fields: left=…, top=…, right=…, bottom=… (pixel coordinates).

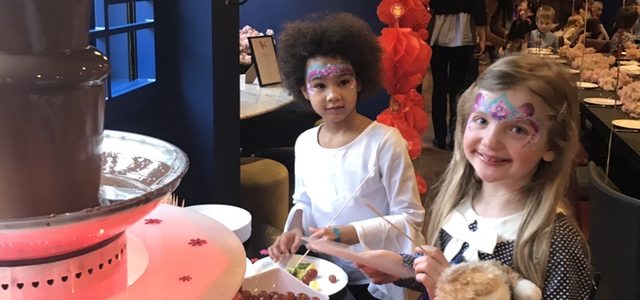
left=188, top=238, right=207, bottom=247
left=259, top=249, right=269, bottom=256
left=144, top=218, right=162, bottom=225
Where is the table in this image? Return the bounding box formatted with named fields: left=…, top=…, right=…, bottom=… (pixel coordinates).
left=578, top=88, right=640, bottom=198
left=240, top=75, right=294, bottom=119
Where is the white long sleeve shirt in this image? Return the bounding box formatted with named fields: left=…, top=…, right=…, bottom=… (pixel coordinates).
left=286, top=121, right=425, bottom=299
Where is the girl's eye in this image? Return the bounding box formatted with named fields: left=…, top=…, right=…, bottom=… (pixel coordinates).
left=472, top=116, right=488, bottom=126
left=312, top=82, right=326, bottom=89
left=510, top=126, right=530, bottom=135
left=339, top=78, right=353, bottom=86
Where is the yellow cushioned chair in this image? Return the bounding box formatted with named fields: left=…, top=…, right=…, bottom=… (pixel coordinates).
left=240, top=157, right=289, bottom=231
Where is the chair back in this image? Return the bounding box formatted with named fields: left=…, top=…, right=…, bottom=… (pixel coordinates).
left=588, top=162, right=640, bottom=300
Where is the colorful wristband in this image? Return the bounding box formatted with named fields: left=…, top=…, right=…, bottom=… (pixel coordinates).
left=332, top=227, right=342, bottom=243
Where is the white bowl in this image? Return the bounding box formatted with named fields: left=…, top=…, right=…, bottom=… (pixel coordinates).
left=186, top=204, right=252, bottom=242
left=242, top=268, right=328, bottom=300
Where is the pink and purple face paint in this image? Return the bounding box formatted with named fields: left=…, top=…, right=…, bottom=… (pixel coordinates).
left=471, top=93, right=542, bottom=142
left=305, top=63, right=355, bottom=95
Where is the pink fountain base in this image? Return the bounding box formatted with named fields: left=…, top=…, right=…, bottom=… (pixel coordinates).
left=0, top=204, right=247, bottom=300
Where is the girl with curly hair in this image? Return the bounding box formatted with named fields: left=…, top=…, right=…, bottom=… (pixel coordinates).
left=267, top=13, right=425, bottom=300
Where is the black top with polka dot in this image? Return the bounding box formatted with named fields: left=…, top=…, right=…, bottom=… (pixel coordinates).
left=395, top=214, right=593, bottom=300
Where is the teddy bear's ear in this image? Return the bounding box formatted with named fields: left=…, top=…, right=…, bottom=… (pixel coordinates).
left=512, top=279, right=542, bottom=300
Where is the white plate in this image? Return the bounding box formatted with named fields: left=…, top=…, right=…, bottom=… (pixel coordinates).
left=619, top=60, right=638, bottom=66
left=567, top=68, right=580, bottom=74
left=583, top=98, right=622, bottom=106
left=528, top=48, right=553, bottom=54
left=252, top=254, right=348, bottom=296
left=541, top=54, right=560, bottom=59
left=620, top=65, right=640, bottom=75
left=245, top=258, right=256, bottom=277
left=612, top=119, right=640, bottom=129
left=576, top=81, right=599, bottom=89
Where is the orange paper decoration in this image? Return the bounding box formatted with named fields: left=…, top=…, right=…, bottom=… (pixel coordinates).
left=376, top=1, right=432, bottom=194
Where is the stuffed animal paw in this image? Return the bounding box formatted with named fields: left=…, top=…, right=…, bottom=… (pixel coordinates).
left=435, top=260, right=542, bottom=300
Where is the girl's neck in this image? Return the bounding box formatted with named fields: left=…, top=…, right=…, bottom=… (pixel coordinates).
left=318, top=113, right=371, bottom=148
left=472, top=183, right=526, bottom=218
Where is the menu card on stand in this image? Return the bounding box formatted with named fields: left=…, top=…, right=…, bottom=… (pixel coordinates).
left=248, top=35, right=281, bottom=86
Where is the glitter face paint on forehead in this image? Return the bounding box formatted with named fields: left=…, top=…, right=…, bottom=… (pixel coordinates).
left=472, top=92, right=540, bottom=134
left=305, top=63, right=356, bottom=96
left=305, top=63, right=354, bottom=83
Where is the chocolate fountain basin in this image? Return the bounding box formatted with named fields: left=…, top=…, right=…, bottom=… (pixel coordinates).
left=0, top=130, right=189, bottom=262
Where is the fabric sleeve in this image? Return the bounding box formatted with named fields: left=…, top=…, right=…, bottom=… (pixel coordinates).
left=393, top=253, right=428, bottom=293
left=542, top=215, right=593, bottom=300
left=285, top=135, right=314, bottom=232
left=350, top=128, right=425, bottom=251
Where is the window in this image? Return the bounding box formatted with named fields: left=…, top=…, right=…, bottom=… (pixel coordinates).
left=90, top=0, right=156, bottom=99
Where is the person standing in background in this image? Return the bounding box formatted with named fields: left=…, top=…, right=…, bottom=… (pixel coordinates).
left=585, top=1, right=609, bottom=40
left=428, top=0, right=487, bottom=151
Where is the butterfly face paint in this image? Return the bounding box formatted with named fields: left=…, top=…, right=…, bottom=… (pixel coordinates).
left=470, top=92, right=543, bottom=146
left=305, top=63, right=356, bottom=96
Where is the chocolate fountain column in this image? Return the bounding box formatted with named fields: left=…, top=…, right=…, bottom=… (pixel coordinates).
left=0, top=0, right=110, bottom=218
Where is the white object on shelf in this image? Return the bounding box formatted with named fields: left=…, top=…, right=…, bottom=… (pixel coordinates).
left=186, top=204, right=252, bottom=242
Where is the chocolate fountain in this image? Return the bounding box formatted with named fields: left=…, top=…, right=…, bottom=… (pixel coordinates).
left=0, top=1, right=245, bottom=299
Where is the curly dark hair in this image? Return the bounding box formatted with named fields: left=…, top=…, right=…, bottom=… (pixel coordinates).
left=277, top=13, right=381, bottom=103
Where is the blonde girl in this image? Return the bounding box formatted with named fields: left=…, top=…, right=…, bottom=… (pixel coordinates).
left=562, top=14, right=585, bottom=46
left=355, top=54, right=593, bottom=299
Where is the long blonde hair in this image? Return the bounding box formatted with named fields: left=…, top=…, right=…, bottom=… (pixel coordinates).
left=425, top=54, right=581, bottom=287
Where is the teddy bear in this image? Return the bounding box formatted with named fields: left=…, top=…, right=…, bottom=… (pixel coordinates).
left=435, top=260, right=542, bottom=300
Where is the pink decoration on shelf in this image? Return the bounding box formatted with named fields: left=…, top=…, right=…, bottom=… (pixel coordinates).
left=144, top=218, right=163, bottom=225
left=188, top=238, right=208, bottom=247
left=259, top=249, right=269, bottom=256
left=178, top=275, right=192, bottom=282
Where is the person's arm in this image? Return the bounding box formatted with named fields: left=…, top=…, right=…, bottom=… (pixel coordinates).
left=349, top=129, right=425, bottom=251
left=477, top=26, right=488, bottom=56
left=474, top=0, right=488, bottom=55
left=598, top=24, right=609, bottom=40
left=486, top=0, right=506, bottom=50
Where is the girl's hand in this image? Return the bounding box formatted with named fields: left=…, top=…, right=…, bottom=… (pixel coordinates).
left=356, top=262, right=399, bottom=284
left=308, top=225, right=357, bottom=245
left=267, top=228, right=303, bottom=261
left=413, top=246, right=449, bottom=298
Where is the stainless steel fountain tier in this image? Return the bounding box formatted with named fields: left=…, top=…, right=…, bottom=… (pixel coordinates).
left=0, top=0, right=110, bottom=218
left=0, top=130, right=189, bottom=262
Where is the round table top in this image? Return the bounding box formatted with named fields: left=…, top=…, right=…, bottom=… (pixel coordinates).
left=240, top=75, right=293, bottom=119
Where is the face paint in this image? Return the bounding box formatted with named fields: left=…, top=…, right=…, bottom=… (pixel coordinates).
left=473, top=92, right=540, bottom=134
left=306, top=63, right=354, bottom=82
left=305, top=63, right=355, bottom=96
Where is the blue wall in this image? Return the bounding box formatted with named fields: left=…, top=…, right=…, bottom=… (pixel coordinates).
left=240, top=1, right=384, bottom=36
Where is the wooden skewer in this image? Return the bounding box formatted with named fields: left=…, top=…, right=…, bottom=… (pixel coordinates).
left=289, top=171, right=373, bottom=269
left=363, top=201, right=428, bottom=253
